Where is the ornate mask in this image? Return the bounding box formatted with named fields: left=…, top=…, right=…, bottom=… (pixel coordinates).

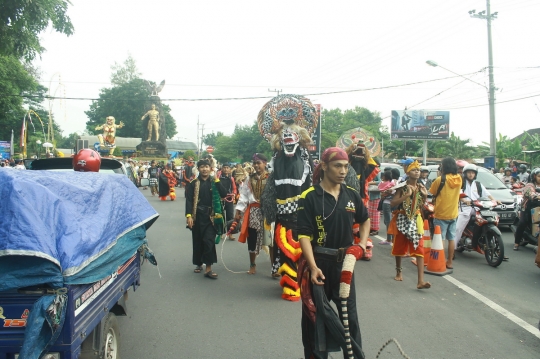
left=281, top=126, right=300, bottom=157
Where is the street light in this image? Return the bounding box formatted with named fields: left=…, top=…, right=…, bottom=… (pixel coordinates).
left=426, top=60, right=487, bottom=89
left=426, top=59, right=496, bottom=158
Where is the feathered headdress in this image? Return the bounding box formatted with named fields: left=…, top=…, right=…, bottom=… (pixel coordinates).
left=257, top=94, right=318, bottom=141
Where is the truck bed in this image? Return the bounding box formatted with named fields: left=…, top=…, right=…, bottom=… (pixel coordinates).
left=0, top=254, right=140, bottom=359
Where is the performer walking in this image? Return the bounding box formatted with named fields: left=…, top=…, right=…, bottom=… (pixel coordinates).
left=148, top=160, right=160, bottom=196
left=235, top=154, right=270, bottom=274
left=298, top=147, right=369, bottom=359
left=260, top=94, right=318, bottom=302
left=159, top=163, right=178, bottom=201
left=186, top=159, right=228, bottom=279
left=219, top=163, right=238, bottom=240
left=388, top=160, right=431, bottom=289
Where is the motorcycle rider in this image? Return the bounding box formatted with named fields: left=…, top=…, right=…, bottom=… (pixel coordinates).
left=518, top=164, right=529, bottom=183
left=502, top=167, right=513, bottom=186
left=514, top=168, right=540, bottom=250
left=455, top=164, right=501, bottom=253
left=419, top=166, right=432, bottom=190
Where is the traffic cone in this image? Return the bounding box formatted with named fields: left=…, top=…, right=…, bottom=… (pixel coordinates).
left=411, top=219, right=431, bottom=267
left=425, top=225, right=453, bottom=276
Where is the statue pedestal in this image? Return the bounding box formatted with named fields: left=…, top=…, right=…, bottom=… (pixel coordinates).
left=137, top=141, right=167, bottom=158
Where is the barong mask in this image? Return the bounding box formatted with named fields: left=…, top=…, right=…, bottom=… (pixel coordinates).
left=281, top=126, right=300, bottom=157
left=348, top=135, right=375, bottom=162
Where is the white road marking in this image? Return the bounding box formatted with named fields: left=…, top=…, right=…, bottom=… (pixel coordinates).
left=444, top=275, right=540, bottom=339
left=374, top=235, right=386, bottom=242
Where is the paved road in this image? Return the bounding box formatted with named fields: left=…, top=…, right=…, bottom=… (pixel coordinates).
left=120, top=188, right=540, bottom=358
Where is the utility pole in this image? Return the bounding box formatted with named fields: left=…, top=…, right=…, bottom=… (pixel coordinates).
left=268, top=88, right=282, bottom=97
left=200, top=123, right=205, bottom=154
left=196, top=117, right=199, bottom=156
left=469, top=1, right=498, bottom=157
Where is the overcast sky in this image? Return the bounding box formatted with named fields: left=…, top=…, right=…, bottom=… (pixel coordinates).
left=35, top=0, right=540, bottom=149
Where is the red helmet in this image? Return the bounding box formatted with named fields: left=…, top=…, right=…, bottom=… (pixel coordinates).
left=73, top=149, right=101, bottom=172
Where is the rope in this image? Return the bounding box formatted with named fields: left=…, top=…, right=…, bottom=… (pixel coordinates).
left=219, top=208, right=251, bottom=274
left=375, top=338, right=411, bottom=359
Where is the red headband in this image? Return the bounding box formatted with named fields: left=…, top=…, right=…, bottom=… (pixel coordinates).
left=313, top=147, right=349, bottom=184
left=321, top=147, right=348, bottom=163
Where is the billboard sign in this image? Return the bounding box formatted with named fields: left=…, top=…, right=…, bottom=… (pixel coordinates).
left=391, top=110, right=450, bottom=140
left=0, top=141, right=11, bottom=160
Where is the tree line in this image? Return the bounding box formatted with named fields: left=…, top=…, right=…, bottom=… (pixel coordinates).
left=203, top=106, right=540, bottom=167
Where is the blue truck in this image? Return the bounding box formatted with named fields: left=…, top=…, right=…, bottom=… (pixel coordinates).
left=0, top=253, right=141, bottom=359
left=0, top=169, right=158, bottom=359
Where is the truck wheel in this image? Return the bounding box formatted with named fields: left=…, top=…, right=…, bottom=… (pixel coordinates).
left=102, top=313, right=120, bottom=359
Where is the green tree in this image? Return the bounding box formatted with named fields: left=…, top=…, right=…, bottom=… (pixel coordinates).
left=320, top=106, right=384, bottom=157
left=110, top=54, right=142, bottom=86
left=207, top=123, right=271, bottom=164
left=214, top=135, right=239, bottom=163
left=183, top=150, right=197, bottom=160
left=0, top=56, right=67, bottom=154
left=203, top=131, right=225, bottom=147
left=85, top=78, right=177, bottom=139
left=478, top=134, right=523, bottom=167
left=0, top=0, right=74, bottom=61
left=0, top=55, right=40, bottom=141
left=429, top=132, right=475, bottom=160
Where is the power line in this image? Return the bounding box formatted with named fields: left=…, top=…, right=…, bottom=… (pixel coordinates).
left=0, top=73, right=484, bottom=102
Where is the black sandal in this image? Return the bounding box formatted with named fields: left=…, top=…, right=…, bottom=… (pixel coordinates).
left=204, top=271, right=218, bottom=279
left=194, top=266, right=203, bottom=273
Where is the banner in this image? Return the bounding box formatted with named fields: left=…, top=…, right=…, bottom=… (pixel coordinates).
left=391, top=110, right=450, bottom=140
left=0, top=141, right=11, bottom=160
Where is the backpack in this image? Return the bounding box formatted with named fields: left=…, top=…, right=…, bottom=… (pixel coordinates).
left=461, top=179, right=483, bottom=197
left=432, top=175, right=446, bottom=205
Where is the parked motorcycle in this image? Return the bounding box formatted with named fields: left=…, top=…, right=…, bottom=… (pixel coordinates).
left=456, top=196, right=505, bottom=267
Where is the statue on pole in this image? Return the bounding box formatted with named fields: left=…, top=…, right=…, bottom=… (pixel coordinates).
left=141, top=104, right=160, bottom=142
left=96, top=116, right=124, bottom=156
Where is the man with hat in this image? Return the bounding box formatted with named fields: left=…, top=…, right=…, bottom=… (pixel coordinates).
left=389, top=160, right=431, bottom=289
left=298, top=147, right=370, bottom=359
left=219, top=162, right=237, bottom=239
left=186, top=159, right=228, bottom=279
left=235, top=153, right=270, bottom=274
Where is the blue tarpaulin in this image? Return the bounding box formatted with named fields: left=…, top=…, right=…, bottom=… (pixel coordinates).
left=0, top=169, right=159, bottom=359
left=0, top=170, right=158, bottom=286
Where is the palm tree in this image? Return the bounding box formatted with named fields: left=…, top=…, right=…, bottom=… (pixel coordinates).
left=429, top=132, right=475, bottom=160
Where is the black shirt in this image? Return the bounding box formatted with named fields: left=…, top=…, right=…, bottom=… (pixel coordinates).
left=219, top=174, right=235, bottom=194
left=297, top=184, right=368, bottom=249
left=148, top=167, right=159, bottom=178
left=185, top=176, right=227, bottom=217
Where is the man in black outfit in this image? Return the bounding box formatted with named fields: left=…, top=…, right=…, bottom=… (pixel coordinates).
left=185, top=159, right=228, bottom=279
left=298, top=147, right=370, bottom=359
left=219, top=163, right=237, bottom=232
left=148, top=160, right=160, bottom=196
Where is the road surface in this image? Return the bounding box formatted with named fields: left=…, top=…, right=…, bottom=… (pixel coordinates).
left=120, top=187, right=540, bottom=358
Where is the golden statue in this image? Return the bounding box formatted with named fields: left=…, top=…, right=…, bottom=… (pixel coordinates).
left=141, top=104, right=160, bottom=141
left=96, top=116, right=124, bottom=156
